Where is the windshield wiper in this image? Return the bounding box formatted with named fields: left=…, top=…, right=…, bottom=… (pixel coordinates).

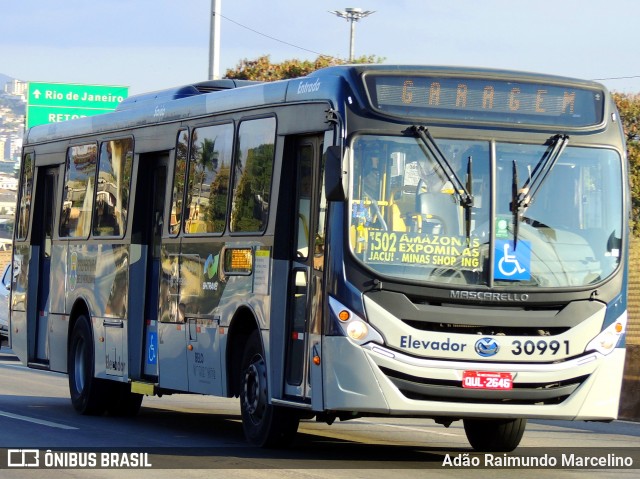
left=510, top=134, right=568, bottom=249
left=411, top=126, right=474, bottom=208
left=516, top=134, right=569, bottom=212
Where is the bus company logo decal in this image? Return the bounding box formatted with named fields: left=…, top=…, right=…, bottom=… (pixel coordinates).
left=297, top=78, right=321, bottom=94
left=475, top=337, right=500, bottom=357
left=450, top=290, right=530, bottom=302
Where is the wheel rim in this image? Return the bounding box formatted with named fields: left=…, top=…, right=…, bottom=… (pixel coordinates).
left=243, top=354, right=267, bottom=425
left=73, top=338, right=86, bottom=393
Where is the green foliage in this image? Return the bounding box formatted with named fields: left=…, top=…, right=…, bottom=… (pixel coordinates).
left=224, top=54, right=384, bottom=81
left=613, top=93, right=640, bottom=236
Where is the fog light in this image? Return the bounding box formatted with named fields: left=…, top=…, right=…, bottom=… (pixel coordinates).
left=347, top=321, right=368, bottom=341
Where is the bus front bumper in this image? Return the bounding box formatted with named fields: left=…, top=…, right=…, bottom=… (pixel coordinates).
left=321, top=336, right=625, bottom=421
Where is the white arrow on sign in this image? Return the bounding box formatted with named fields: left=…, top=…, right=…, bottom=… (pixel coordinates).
left=33, top=90, right=41, bottom=99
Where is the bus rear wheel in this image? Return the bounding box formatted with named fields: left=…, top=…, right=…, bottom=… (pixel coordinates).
left=463, top=418, right=526, bottom=452
left=240, top=330, right=299, bottom=447
left=68, top=315, right=107, bottom=415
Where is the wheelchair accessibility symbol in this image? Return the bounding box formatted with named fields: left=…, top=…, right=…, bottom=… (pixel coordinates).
left=147, top=332, right=158, bottom=365
left=493, top=239, right=531, bottom=281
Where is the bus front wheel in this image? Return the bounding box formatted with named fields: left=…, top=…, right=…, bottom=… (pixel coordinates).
left=463, top=418, right=527, bottom=452
left=463, top=417, right=526, bottom=452
left=68, top=315, right=107, bottom=415
left=239, top=330, right=299, bottom=447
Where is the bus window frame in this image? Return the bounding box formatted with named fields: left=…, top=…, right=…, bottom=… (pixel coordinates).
left=169, top=128, right=190, bottom=238
left=16, top=151, right=35, bottom=241
left=91, top=135, right=135, bottom=240
left=183, top=120, right=235, bottom=237
left=59, top=142, right=99, bottom=241
left=228, top=114, right=278, bottom=236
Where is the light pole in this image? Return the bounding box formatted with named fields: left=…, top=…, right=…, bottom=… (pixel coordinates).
left=328, top=7, right=374, bottom=62
left=209, top=0, right=222, bottom=80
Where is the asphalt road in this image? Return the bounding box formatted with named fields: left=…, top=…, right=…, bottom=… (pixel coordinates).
left=0, top=346, right=638, bottom=479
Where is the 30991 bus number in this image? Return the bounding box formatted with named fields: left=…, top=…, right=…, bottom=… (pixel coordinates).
left=511, top=339, right=570, bottom=356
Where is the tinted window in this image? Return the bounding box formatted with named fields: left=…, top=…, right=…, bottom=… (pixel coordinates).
left=184, top=123, right=233, bottom=234
left=60, top=144, right=97, bottom=238
left=169, top=130, right=189, bottom=235
left=93, top=138, right=133, bottom=237
left=16, top=153, right=34, bottom=240
left=230, top=117, right=276, bottom=232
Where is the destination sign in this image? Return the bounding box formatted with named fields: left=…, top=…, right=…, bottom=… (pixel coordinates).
left=363, top=74, right=605, bottom=128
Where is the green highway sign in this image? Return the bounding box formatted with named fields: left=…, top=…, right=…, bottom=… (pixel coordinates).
left=27, top=82, right=129, bottom=128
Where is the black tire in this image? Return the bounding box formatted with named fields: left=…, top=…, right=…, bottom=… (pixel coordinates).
left=240, top=330, right=299, bottom=447
left=67, top=315, right=107, bottom=415
left=463, top=418, right=527, bottom=452
left=106, top=383, right=143, bottom=417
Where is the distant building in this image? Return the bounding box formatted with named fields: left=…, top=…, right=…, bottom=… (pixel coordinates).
left=0, top=175, right=17, bottom=190
left=0, top=192, right=16, bottom=216
left=8, top=136, right=22, bottom=162
left=4, top=79, right=27, bottom=100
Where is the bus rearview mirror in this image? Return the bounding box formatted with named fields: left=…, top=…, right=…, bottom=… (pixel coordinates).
left=324, top=146, right=345, bottom=202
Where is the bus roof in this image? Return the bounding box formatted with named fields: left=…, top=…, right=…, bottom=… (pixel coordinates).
left=24, top=65, right=609, bottom=145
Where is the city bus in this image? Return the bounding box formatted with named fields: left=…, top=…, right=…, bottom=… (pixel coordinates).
left=11, top=65, right=629, bottom=452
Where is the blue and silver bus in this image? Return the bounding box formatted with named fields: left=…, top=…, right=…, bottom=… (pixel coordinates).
left=11, top=65, right=629, bottom=451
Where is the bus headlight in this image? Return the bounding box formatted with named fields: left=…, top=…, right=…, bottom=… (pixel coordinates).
left=586, top=315, right=626, bottom=356
left=329, top=296, right=384, bottom=345
left=347, top=320, right=369, bottom=341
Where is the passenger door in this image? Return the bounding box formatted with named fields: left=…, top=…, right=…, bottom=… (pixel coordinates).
left=32, top=167, right=58, bottom=364
left=283, top=135, right=326, bottom=403
left=141, top=154, right=168, bottom=379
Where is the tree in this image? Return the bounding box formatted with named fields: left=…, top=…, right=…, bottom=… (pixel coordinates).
left=613, top=93, right=640, bottom=235
left=224, top=54, right=383, bottom=81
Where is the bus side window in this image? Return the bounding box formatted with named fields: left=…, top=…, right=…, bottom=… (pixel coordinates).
left=170, top=130, right=189, bottom=235
left=16, top=153, right=34, bottom=241
left=60, top=144, right=97, bottom=238
left=93, top=138, right=133, bottom=237
left=230, top=117, right=276, bottom=233
left=184, top=123, right=233, bottom=235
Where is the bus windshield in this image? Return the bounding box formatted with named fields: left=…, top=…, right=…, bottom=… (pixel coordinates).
left=348, top=134, right=623, bottom=288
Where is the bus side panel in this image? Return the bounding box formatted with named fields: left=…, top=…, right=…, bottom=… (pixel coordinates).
left=157, top=241, right=189, bottom=392
left=65, top=243, right=130, bottom=381
left=179, top=240, right=225, bottom=396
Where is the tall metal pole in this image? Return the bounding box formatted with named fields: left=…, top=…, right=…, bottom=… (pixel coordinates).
left=349, top=16, right=356, bottom=62
left=328, top=8, right=375, bottom=62
left=209, top=0, right=221, bottom=80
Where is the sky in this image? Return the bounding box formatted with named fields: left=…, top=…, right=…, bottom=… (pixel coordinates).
left=2, top=0, right=640, bottom=95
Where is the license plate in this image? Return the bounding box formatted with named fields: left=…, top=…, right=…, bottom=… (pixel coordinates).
left=462, top=371, right=513, bottom=390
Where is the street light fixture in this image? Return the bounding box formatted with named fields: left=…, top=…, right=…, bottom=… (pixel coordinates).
left=328, top=7, right=375, bottom=62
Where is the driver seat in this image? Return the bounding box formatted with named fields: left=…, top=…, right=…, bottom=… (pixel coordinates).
left=416, top=191, right=460, bottom=235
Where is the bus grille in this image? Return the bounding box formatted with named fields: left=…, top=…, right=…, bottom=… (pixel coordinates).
left=380, top=367, right=588, bottom=405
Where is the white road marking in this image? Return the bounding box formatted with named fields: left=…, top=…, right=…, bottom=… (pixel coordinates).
left=0, top=410, right=78, bottom=430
